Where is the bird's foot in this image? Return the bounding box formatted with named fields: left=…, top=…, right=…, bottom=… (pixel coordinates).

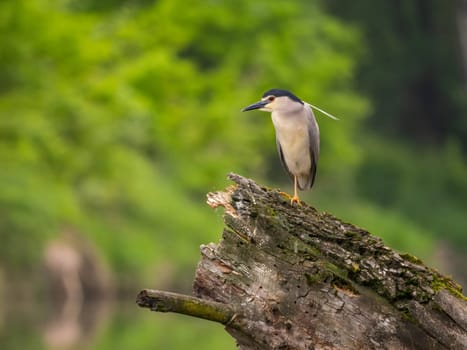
left=277, top=191, right=301, bottom=205
left=290, top=195, right=301, bottom=206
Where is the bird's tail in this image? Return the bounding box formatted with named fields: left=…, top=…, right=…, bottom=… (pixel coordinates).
left=297, top=171, right=316, bottom=191
left=297, top=159, right=317, bottom=190
left=297, top=175, right=311, bottom=191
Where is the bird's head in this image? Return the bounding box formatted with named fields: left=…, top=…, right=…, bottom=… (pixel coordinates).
left=242, top=89, right=304, bottom=113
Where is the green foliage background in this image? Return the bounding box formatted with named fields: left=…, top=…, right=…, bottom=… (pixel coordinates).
left=0, top=0, right=466, bottom=349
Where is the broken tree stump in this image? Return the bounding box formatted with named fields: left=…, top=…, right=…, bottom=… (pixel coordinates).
left=137, top=173, right=467, bottom=350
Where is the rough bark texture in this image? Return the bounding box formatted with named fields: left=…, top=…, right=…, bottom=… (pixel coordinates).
left=138, top=173, right=467, bottom=350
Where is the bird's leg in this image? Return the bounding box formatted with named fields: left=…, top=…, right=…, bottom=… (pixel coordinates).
left=290, top=176, right=301, bottom=205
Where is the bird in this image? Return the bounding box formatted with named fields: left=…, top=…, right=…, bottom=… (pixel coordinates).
left=242, top=89, right=338, bottom=205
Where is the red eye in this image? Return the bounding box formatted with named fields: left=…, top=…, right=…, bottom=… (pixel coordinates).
left=268, top=96, right=275, bottom=102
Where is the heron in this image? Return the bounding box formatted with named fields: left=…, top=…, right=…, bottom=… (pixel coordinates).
left=242, top=89, right=338, bottom=204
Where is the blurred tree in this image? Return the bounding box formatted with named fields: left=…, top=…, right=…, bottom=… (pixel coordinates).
left=0, top=0, right=367, bottom=288
left=324, top=0, right=467, bottom=147
left=4, top=1, right=465, bottom=348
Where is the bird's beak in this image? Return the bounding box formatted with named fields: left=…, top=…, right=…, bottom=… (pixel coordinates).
left=242, top=100, right=268, bottom=112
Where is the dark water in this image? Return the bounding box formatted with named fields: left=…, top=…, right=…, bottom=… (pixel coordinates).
left=0, top=297, right=235, bottom=350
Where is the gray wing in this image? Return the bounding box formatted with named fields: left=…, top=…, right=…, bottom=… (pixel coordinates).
left=306, top=104, right=320, bottom=189
left=276, top=138, right=294, bottom=182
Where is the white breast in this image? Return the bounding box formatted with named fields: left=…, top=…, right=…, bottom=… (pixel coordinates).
left=271, top=111, right=311, bottom=176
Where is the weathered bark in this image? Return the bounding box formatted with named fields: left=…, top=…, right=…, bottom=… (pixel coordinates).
left=137, top=173, right=467, bottom=350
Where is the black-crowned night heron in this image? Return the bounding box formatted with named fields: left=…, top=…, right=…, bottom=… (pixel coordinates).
left=242, top=89, right=337, bottom=205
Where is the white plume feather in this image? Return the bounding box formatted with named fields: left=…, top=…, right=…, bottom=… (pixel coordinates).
left=305, top=102, right=340, bottom=120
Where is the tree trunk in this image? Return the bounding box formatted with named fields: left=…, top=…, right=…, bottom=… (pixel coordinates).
left=137, top=173, right=467, bottom=350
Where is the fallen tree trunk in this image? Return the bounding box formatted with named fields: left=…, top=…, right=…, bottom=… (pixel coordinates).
left=137, top=173, right=467, bottom=349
